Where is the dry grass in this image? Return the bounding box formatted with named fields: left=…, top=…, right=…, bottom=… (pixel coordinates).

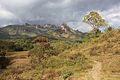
left=0, top=51, right=31, bottom=80
left=0, top=29, right=120, bottom=80
left=58, top=29, right=120, bottom=79
left=78, top=29, right=120, bottom=79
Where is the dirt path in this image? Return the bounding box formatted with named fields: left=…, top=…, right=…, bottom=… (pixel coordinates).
left=73, top=61, right=102, bottom=80
left=88, top=61, right=102, bottom=80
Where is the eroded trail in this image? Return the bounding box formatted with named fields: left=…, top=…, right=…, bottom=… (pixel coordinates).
left=88, top=61, right=102, bottom=80
left=71, top=61, right=102, bottom=80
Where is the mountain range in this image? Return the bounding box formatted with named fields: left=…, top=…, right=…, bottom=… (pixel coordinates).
left=0, top=23, right=84, bottom=40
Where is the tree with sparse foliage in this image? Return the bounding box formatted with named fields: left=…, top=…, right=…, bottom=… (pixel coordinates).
left=83, top=11, right=108, bottom=29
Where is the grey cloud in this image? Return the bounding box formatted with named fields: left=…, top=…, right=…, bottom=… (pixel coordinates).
left=0, top=0, right=120, bottom=32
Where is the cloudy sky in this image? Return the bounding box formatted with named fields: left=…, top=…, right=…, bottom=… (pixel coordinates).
left=0, top=0, right=120, bottom=32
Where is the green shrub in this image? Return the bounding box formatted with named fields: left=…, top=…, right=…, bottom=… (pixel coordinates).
left=46, top=56, right=64, bottom=68
left=29, top=44, right=57, bottom=68
left=62, top=70, right=73, bottom=80
left=83, top=29, right=102, bottom=42
left=14, top=39, right=33, bottom=51
left=106, top=27, right=113, bottom=32
left=0, top=40, right=15, bottom=51
left=51, top=41, right=79, bottom=54
left=0, top=39, right=33, bottom=51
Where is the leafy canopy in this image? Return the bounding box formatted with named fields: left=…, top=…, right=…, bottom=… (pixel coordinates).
left=83, top=11, right=108, bottom=29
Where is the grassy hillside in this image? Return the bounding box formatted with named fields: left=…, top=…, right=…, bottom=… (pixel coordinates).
left=0, top=29, right=120, bottom=80
left=79, top=29, right=120, bottom=73
left=62, top=29, right=120, bottom=79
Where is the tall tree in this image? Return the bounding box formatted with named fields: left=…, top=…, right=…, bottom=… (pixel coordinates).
left=83, top=11, right=108, bottom=29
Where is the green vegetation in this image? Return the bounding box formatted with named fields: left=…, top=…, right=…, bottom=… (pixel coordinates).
left=106, top=26, right=114, bottom=32
left=83, top=28, right=102, bottom=42
left=51, top=40, right=80, bottom=53
left=0, top=39, right=33, bottom=51
left=0, top=31, right=10, bottom=39
left=0, top=28, right=120, bottom=80
left=0, top=24, right=83, bottom=40
left=0, top=40, right=15, bottom=51
left=27, top=52, right=91, bottom=80
left=0, top=11, right=120, bottom=80
left=14, top=39, right=33, bottom=51
left=83, top=11, right=108, bottom=29
left=29, top=44, right=57, bottom=67
left=24, top=40, right=92, bottom=80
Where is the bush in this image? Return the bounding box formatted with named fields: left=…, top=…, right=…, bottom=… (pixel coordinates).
left=51, top=41, right=79, bottom=54
left=83, top=29, right=101, bottom=42
left=0, top=40, right=15, bottom=51
left=14, top=39, right=33, bottom=51
left=29, top=44, right=57, bottom=68
left=106, top=27, right=113, bottom=32
left=0, top=39, right=33, bottom=51
left=45, top=56, right=64, bottom=68
left=62, top=70, right=73, bottom=80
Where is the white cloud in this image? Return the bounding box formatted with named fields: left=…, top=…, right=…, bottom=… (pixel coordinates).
left=68, top=22, right=92, bottom=32
left=0, top=4, right=23, bottom=26
left=102, top=5, right=120, bottom=26
left=0, top=5, right=16, bottom=19
left=62, top=0, right=72, bottom=5
left=0, top=0, right=120, bottom=31
left=45, top=0, right=72, bottom=8
left=0, top=0, right=37, bottom=8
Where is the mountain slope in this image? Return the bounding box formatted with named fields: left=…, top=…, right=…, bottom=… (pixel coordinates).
left=0, top=29, right=10, bottom=39
left=0, top=24, right=84, bottom=40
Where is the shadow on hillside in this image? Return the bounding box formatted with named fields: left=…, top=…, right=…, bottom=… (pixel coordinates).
left=0, top=56, right=10, bottom=69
